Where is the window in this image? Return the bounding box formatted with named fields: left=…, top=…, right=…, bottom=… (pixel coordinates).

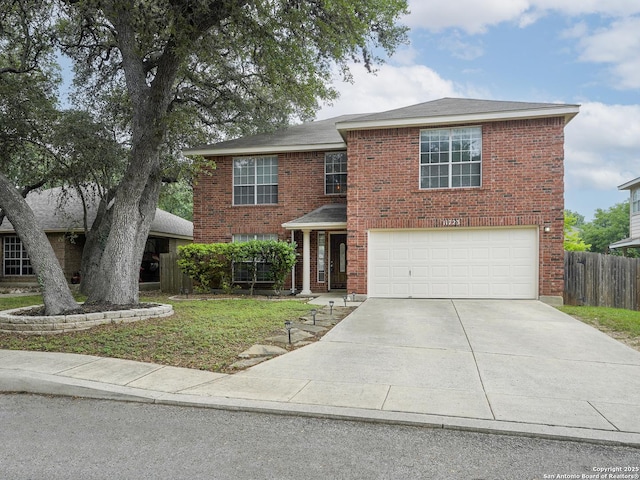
left=3, top=236, right=33, bottom=276
left=420, top=127, right=481, bottom=189
left=232, top=234, right=278, bottom=282
left=325, top=151, right=347, bottom=194
left=233, top=156, right=278, bottom=205
left=633, top=188, right=640, bottom=215
left=317, top=232, right=326, bottom=282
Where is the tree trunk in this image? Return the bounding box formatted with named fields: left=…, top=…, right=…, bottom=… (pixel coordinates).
left=84, top=166, right=163, bottom=305
left=79, top=193, right=113, bottom=296
left=0, top=173, right=78, bottom=315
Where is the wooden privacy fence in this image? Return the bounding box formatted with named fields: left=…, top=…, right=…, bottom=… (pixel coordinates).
left=160, top=252, right=193, bottom=294
left=564, top=251, right=640, bottom=310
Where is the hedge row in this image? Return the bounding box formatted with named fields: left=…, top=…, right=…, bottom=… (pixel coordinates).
left=177, top=240, right=297, bottom=294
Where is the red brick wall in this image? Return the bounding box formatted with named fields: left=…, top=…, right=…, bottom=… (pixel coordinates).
left=194, top=117, right=566, bottom=298
left=345, top=117, right=566, bottom=297
left=193, top=151, right=346, bottom=292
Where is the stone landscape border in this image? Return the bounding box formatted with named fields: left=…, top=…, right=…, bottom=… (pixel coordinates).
left=0, top=304, right=174, bottom=335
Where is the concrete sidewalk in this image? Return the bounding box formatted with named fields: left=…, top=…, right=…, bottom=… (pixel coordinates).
left=2, top=297, right=640, bottom=447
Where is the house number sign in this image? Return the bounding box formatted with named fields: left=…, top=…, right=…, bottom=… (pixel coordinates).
left=442, top=218, right=461, bottom=226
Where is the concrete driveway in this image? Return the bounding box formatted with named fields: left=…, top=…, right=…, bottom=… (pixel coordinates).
left=3, top=298, right=640, bottom=445
left=219, top=298, right=640, bottom=435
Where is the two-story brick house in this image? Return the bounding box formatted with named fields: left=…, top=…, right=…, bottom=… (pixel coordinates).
left=187, top=98, right=579, bottom=304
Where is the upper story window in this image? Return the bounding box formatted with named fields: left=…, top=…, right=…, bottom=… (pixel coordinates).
left=420, top=127, right=481, bottom=189
left=3, top=236, right=33, bottom=276
left=325, top=151, right=347, bottom=195
left=632, top=188, right=640, bottom=214
left=233, top=156, right=278, bottom=205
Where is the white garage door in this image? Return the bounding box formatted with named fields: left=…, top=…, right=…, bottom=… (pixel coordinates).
left=368, top=228, right=538, bottom=299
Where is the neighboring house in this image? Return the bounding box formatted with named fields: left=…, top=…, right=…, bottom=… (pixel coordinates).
left=0, top=187, right=193, bottom=284
left=186, top=97, right=579, bottom=304
left=609, top=176, right=640, bottom=254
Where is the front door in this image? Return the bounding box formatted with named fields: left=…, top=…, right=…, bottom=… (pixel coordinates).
left=329, top=233, right=347, bottom=289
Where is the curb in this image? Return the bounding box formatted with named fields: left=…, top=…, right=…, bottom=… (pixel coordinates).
left=2, top=369, right=639, bottom=448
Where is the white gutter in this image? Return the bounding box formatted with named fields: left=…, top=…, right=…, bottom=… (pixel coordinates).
left=335, top=106, right=580, bottom=132
left=183, top=142, right=346, bottom=157
left=282, top=221, right=347, bottom=230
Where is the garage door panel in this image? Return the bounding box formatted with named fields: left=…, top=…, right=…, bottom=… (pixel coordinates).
left=431, top=248, right=449, bottom=261
left=431, top=265, right=450, bottom=279
left=412, top=248, right=429, bottom=261
left=471, top=265, right=489, bottom=277
left=369, top=228, right=537, bottom=299
left=451, top=265, right=469, bottom=278
left=451, top=248, right=469, bottom=260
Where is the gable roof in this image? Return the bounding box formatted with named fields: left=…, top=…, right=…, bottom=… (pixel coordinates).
left=184, top=114, right=365, bottom=157
left=336, top=98, right=580, bottom=133
left=184, top=97, right=580, bottom=157
left=0, top=187, right=193, bottom=240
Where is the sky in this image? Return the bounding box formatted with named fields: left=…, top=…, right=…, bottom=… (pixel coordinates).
left=314, top=0, right=640, bottom=220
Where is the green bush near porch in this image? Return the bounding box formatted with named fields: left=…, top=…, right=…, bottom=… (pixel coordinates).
left=178, top=240, right=297, bottom=294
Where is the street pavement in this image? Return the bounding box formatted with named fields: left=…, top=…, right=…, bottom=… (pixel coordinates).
left=1, top=296, right=640, bottom=447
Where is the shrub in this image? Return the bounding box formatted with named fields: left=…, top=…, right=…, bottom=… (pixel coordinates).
left=177, top=243, right=234, bottom=292
left=178, top=241, right=297, bottom=294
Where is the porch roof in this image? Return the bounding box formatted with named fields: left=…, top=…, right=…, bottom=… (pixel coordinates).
left=282, top=204, right=347, bottom=230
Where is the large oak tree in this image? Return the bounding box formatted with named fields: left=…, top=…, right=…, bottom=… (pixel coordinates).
left=2, top=0, right=408, bottom=311
left=0, top=0, right=80, bottom=314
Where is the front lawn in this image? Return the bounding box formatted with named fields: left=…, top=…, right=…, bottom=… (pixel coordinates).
left=558, top=305, right=640, bottom=351
left=0, top=294, right=313, bottom=372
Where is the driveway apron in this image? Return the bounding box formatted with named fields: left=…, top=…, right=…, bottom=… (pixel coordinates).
left=221, top=298, right=640, bottom=434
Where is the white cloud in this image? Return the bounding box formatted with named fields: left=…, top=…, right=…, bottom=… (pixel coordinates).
left=404, top=0, right=640, bottom=34
left=389, top=46, right=421, bottom=67
left=316, top=64, right=465, bottom=119
left=576, top=16, right=640, bottom=89
left=564, top=102, right=640, bottom=191
left=561, top=21, right=588, bottom=40
left=405, top=0, right=529, bottom=34
left=438, top=34, right=484, bottom=60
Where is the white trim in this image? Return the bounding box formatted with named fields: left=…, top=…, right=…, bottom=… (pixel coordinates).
left=609, top=238, right=640, bottom=249
left=418, top=126, right=482, bottom=190
left=301, top=230, right=312, bottom=295
left=232, top=155, right=278, bottom=206
left=336, top=106, right=580, bottom=132
left=282, top=221, right=347, bottom=230
left=618, top=176, right=640, bottom=191
left=184, top=142, right=346, bottom=157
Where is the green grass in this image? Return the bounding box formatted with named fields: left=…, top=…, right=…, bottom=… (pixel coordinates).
left=558, top=305, right=640, bottom=338
left=0, top=294, right=312, bottom=372
left=0, top=295, right=44, bottom=310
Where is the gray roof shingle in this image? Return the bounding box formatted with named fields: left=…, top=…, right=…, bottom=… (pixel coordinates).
left=341, top=97, right=579, bottom=123
left=184, top=114, right=366, bottom=156
left=184, top=98, right=579, bottom=157
left=282, top=204, right=347, bottom=229
left=0, top=187, right=193, bottom=239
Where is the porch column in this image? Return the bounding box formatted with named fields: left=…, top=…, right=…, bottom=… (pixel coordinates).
left=301, top=229, right=312, bottom=295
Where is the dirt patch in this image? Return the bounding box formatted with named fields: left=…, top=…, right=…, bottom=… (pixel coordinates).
left=587, top=319, right=640, bottom=352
